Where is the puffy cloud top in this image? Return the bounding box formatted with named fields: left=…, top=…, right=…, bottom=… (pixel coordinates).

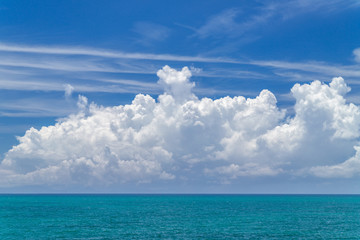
left=157, top=66, right=195, bottom=102
left=1, top=66, right=360, bottom=188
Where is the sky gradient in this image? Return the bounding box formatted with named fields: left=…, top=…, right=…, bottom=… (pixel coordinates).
left=1, top=0, right=360, bottom=193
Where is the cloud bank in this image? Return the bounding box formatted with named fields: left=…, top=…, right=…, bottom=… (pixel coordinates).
left=1, top=66, right=360, bottom=188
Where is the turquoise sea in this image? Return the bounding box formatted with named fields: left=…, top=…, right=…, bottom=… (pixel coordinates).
left=1, top=194, right=359, bottom=239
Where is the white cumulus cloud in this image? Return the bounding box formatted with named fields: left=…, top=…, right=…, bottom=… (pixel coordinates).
left=1, top=66, right=360, bottom=188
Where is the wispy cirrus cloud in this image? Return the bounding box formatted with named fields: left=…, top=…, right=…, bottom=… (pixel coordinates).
left=0, top=98, right=77, bottom=118
left=0, top=42, right=237, bottom=63
left=280, top=0, right=360, bottom=17
left=133, top=22, right=171, bottom=45
left=2, top=41, right=360, bottom=118
left=192, top=0, right=360, bottom=39
left=0, top=77, right=161, bottom=94
left=251, top=60, right=360, bottom=79
left=195, top=9, right=240, bottom=39
left=2, top=42, right=360, bottom=88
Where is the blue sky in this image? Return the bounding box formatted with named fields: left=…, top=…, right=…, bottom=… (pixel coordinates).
left=1, top=0, right=360, bottom=193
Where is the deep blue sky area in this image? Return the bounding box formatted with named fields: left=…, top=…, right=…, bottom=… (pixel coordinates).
left=1, top=0, right=360, bottom=193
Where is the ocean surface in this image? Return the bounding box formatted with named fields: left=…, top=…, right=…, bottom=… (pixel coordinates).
left=0, top=194, right=359, bottom=239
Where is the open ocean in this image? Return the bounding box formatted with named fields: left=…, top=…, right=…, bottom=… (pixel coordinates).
left=1, top=194, right=359, bottom=239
